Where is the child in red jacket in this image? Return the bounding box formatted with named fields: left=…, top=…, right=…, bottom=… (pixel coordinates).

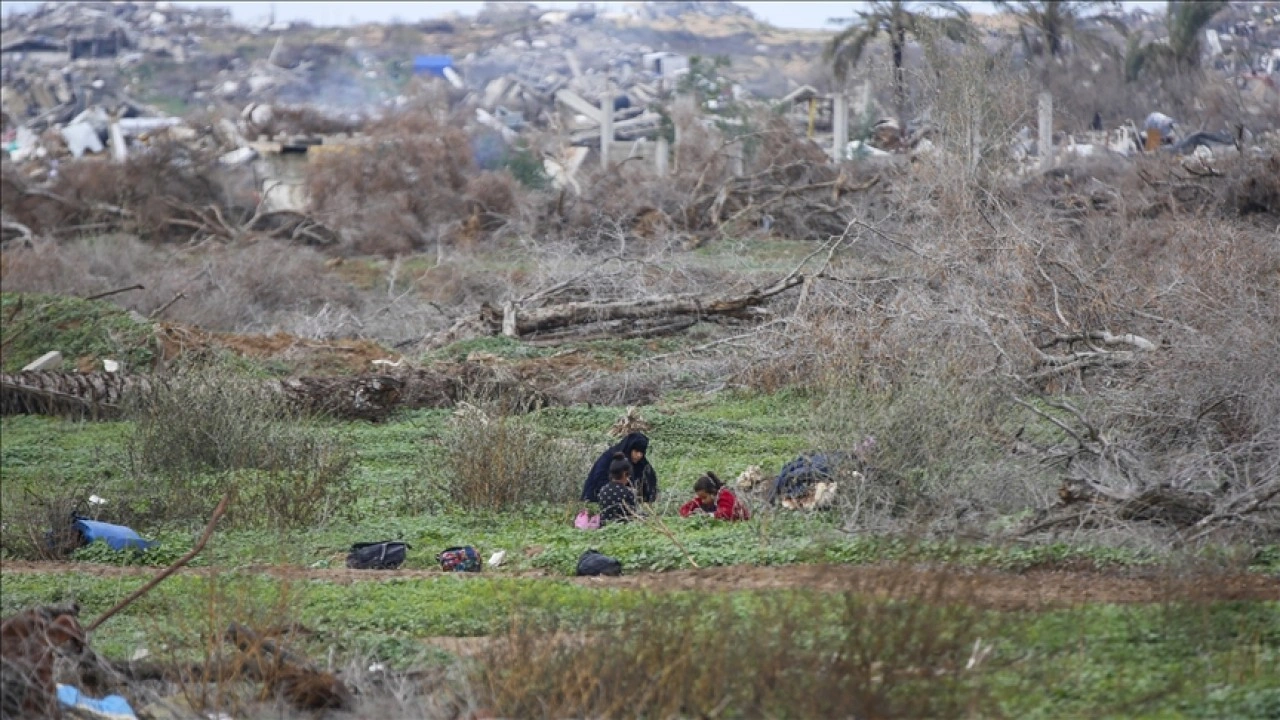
left=679, top=472, right=750, bottom=521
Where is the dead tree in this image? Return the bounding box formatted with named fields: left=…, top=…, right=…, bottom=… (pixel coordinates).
left=427, top=235, right=846, bottom=347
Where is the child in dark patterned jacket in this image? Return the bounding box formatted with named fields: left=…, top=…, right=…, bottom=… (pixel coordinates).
left=598, top=453, right=640, bottom=526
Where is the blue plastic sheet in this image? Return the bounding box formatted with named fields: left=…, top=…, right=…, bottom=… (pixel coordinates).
left=73, top=518, right=156, bottom=551
left=57, top=684, right=137, bottom=719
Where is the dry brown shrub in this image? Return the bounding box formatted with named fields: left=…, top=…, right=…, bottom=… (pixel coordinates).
left=2, top=143, right=233, bottom=243
left=254, top=105, right=365, bottom=138
left=1221, top=152, right=1280, bottom=219
left=0, top=236, right=358, bottom=333
left=476, top=579, right=996, bottom=719
left=463, top=169, right=519, bottom=230
left=306, top=112, right=526, bottom=257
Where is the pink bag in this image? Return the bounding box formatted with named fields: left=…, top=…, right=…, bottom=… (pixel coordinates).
left=575, top=510, right=600, bottom=530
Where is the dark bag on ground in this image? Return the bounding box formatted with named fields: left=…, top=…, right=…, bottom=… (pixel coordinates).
left=346, top=541, right=410, bottom=570
left=436, top=545, right=482, bottom=572
left=576, top=549, right=622, bottom=577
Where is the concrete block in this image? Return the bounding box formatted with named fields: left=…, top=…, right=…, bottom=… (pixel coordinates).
left=23, top=350, right=63, bottom=371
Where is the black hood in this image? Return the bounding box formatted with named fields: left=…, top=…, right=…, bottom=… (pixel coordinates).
left=619, top=432, right=649, bottom=459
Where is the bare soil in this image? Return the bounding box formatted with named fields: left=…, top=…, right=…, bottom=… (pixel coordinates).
left=3, top=561, right=1276, bottom=611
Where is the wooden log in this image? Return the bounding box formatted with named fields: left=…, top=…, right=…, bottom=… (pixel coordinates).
left=487, top=273, right=805, bottom=338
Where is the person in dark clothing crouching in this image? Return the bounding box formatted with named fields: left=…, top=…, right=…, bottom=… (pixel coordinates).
left=582, top=432, right=658, bottom=504
left=598, top=453, right=640, bottom=526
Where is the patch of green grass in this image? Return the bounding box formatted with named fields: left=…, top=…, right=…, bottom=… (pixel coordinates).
left=29, top=506, right=1155, bottom=577
left=1, top=292, right=156, bottom=372
left=0, top=415, right=130, bottom=486
left=1, top=569, right=1275, bottom=716
left=6, top=392, right=1274, bottom=575
left=995, top=601, right=1280, bottom=719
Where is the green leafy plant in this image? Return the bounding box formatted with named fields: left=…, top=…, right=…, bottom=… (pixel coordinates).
left=500, top=141, right=548, bottom=190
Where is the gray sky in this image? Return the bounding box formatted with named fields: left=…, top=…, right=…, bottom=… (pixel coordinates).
left=2, top=1, right=1170, bottom=31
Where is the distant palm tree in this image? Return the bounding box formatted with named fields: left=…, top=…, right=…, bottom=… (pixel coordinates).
left=995, top=1, right=1125, bottom=71
left=996, top=2, right=1124, bottom=168
left=1125, top=1, right=1228, bottom=83
left=824, top=1, right=972, bottom=125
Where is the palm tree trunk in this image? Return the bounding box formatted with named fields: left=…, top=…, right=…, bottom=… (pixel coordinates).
left=1, top=367, right=548, bottom=421
left=892, top=32, right=906, bottom=128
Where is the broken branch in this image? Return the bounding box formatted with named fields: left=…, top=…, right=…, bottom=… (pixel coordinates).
left=84, top=284, right=144, bottom=302
left=86, top=492, right=230, bottom=634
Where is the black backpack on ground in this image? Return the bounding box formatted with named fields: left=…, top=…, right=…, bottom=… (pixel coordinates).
left=346, top=541, right=410, bottom=570
left=576, top=549, right=622, bottom=577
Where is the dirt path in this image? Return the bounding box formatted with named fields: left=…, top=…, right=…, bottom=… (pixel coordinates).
left=4, top=560, right=1277, bottom=611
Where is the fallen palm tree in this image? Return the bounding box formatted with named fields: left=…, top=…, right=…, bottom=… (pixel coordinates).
left=0, top=371, right=404, bottom=422
left=0, top=364, right=547, bottom=422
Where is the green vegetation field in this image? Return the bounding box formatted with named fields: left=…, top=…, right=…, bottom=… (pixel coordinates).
left=3, top=386, right=1278, bottom=718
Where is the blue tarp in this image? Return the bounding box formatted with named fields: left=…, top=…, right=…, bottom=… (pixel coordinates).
left=57, top=684, right=137, bottom=719
left=412, top=55, right=454, bottom=77
left=74, top=518, right=156, bottom=551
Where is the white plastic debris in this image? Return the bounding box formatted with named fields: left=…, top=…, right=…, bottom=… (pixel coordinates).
left=89, top=495, right=108, bottom=506
left=368, top=662, right=386, bottom=673
left=103, top=359, right=121, bottom=373
left=845, top=140, right=890, bottom=159
left=488, top=550, right=507, bottom=568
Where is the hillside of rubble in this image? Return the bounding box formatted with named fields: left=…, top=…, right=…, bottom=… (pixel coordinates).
left=1, top=0, right=831, bottom=130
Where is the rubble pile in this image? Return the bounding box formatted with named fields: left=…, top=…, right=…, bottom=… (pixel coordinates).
left=1, top=1, right=236, bottom=128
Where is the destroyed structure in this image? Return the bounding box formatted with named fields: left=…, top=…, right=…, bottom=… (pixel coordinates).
left=3, top=0, right=1279, bottom=218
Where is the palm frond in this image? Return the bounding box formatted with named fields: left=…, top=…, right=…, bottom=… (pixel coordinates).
left=825, top=25, right=877, bottom=81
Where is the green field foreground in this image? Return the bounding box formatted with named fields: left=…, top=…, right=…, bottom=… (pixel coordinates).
left=2, top=391, right=1279, bottom=718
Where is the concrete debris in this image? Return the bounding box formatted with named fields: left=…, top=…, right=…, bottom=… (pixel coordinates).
left=218, top=146, right=257, bottom=166
left=60, top=121, right=104, bottom=157
left=22, top=350, right=63, bottom=372
left=1, top=0, right=1274, bottom=212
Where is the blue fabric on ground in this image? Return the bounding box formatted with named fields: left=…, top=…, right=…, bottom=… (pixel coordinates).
left=57, top=684, right=137, bottom=719
left=73, top=518, right=156, bottom=551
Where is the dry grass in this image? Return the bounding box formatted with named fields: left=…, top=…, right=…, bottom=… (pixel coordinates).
left=306, top=112, right=525, bottom=258
left=440, top=403, right=588, bottom=511
left=122, top=370, right=358, bottom=530
left=475, top=571, right=996, bottom=719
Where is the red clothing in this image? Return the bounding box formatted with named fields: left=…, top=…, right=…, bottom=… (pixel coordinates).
left=679, top=487, right=750, bottom=521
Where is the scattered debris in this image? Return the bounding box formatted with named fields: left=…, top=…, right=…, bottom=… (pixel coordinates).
left=734, top=465, right=766, bottom=492
left=21, top=349, right=62, bottom=371
left=225, top=622, right=353, bottom=711
left=1, top=604, right=87, bottom=718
